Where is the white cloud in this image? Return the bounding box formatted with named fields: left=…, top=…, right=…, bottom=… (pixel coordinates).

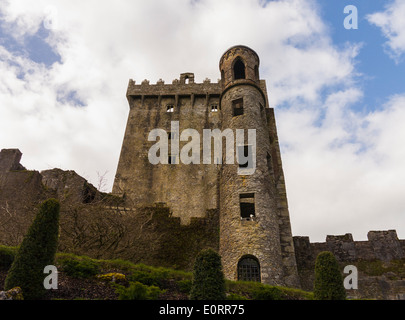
left=279, top=90, right=405, bottom=242
left=0, top=0, right=404, bottom=241
left=367, top=0, right=405, bottom=61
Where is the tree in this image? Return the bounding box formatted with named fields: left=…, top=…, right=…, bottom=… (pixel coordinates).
left=4, top=198, right=60, bottom=299
left=190, top=248, right=226, bottom=300
left=313, top=251, right=346, bottom=300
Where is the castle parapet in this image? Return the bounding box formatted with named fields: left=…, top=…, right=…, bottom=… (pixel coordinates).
left=126, top=73, right=221, bottom=100
left=293, top=230, right=405, bottom=266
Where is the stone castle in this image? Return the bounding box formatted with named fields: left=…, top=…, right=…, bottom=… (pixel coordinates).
left=0, top=45, right=404, bottom=299
left=113, top=45, right=299, bottom=287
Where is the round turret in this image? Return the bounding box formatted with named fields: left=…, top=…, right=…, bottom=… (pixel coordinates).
left=219, top=45, right=260, bottom=91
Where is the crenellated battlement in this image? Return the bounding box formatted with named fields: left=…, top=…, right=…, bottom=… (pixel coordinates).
left=294, top=230, right=405, bottom=268
left=126, top=72, right=222, bottom=99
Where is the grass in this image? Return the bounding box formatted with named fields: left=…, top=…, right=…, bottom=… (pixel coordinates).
left=1, top=246, right=313, bottom=300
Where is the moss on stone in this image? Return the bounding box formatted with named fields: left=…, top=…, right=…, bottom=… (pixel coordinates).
left=356, top=259, right=405, bottom=278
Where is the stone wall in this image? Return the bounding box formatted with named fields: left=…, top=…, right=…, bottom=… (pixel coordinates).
left=0, top=149, right=100, bottom=246
left=0, top=149, right=219, bottom=271
left=113, top=75, right=221, bottom=224
left=293, top=231, right=405, bottom=299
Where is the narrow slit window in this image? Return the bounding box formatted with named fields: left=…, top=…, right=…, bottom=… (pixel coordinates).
left=211, top=105, right=218, bottom=112
left=232, top=98, right=243, bottom=117
left=167, top=105, right=174, bottom=113
left=240, top=193, right=255, bottom=220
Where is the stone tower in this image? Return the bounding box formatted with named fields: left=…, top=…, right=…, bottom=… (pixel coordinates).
left=113, top=45, right=300, bottom=287
left=218, top=46, right=298, bottom=287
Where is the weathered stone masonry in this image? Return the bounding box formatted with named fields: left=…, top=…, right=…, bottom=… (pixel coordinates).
left=1, top=45, right=404, bottom=299
left=113, top=45, right=300, bottom=287
left=294, top=230, right=405, bottom=299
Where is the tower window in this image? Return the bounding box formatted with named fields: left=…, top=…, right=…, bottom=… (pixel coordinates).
left=240, top=193, right=255, bottom=219
left=238, top=256, right=260, bottom=282
left=211, top=105, right=219, bottom=112
left=232, top=98, right=243, bottom=117
left=167, top=105, right=174, bottom=113
left=233, top=59, right=246, bottom=80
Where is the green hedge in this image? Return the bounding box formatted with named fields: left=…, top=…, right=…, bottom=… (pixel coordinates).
left=4, top=199, right=60, bottom=299
left=313, top=251, right=346, bottom=300
left=190, top=249, right=226, bottom=300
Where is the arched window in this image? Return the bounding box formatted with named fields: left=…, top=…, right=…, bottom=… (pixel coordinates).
left=237, top=255, right=261, bottom=282
left=233, top=59, right=246, bottom=80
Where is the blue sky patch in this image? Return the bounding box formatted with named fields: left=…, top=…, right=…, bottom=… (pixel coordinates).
left=318, top=1, right=405, bottom=112
left=0, top=18, right=61, bottom=68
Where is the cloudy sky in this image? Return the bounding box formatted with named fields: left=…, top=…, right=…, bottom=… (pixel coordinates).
left=0, top=0, right=404, bottom=242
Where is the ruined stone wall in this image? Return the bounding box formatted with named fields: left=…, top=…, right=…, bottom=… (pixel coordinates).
left=0, top=148, right=219, bottom=271
left=293, top=230, right=405, bottom=299
left=0, top=149, right=52, bottom=245
left=0, top=149, right=100, bottom=246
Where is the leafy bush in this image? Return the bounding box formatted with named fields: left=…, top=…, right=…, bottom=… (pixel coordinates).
left=0, top=246, right=17, bottom=270
left=177, top=279, right=192, bottom=294
left=59, top=257, right=100, bottom=279
left=128, top=264, right=191, bottom=288
left=227, top=292, right=249, bottom=300
left=4, top=199, right=60, bottom=299
left=115, top=281, right=164, bottom=300
left=252, top=285, right=282, bottom=300
left=190, top=249, right=226, bottom=300
left=313, top=251, right=346, bottom=300
left=129, top=267, right=167, bottom=287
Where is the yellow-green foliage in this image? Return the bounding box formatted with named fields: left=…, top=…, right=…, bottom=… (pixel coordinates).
left=96, top=273, right=126, bottom=283
left=4, top=287, right=24, bottom=300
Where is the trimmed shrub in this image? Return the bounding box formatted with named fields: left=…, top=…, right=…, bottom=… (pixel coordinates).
left=313, top=251, right=346, bottom=300
left=0, top=246, right=17, bottom=270
left=4, top=199, right=60, bottom=299
left=190, top=249, right=226, bottom=300
left=115, top=281, right=163, bottom=300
